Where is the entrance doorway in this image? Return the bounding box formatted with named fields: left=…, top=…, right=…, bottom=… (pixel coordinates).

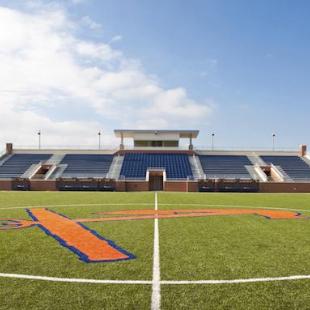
left=149, top=175, right=163, bottom=191
left=148, top=169, right=165, bottom=191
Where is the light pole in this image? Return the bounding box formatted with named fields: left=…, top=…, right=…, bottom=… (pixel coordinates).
left=211, top=133, right=215, bottom=150
left=272, top=133, right=276, bottom=151
left=37, top=130, right=41, bottom=149
left=98, top=131, right=101, bottom=150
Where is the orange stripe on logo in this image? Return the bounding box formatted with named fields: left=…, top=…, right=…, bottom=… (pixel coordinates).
left=28, top=208, right=134, bottom=263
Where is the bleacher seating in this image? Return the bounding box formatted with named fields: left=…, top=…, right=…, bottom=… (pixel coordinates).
left=60, top=154, right=113, bottom=178
left=199, top=155, right=252, bottom=179
left=0, top=154, right=51, bottom=179
left=120, top=153, right=193, bottom=179
left=261, top=156, right=310, bottom=180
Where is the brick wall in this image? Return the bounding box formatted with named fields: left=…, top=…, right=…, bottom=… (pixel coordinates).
left=115, top=181, right=126, bottom=191
left=30, top=180, right=57, bottom=191
left=187, top=181, right=199, bottom=192
left=164, top=181, right=187, bottom=192
left=125, top=181, right=149, bottom=191
left=259, top=182, right=310, bottom=193
left=0, top=180, right=12, bottom=190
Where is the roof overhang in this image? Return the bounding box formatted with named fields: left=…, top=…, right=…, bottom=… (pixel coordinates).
left=114, top=129, right=199, bottom=139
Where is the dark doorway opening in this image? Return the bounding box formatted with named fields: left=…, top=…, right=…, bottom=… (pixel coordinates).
left=149, top=171, right=164, bottom=191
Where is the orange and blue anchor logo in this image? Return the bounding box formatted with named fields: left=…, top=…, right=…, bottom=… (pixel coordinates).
left=0, top=208, right=304, bottom=263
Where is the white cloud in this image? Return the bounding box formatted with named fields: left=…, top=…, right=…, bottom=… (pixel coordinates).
left=110, top=35, right=123, bottom=43
left=76, top=41, right=120, bottom=61
left=0, top=4, right=211, bottom=148
left=81, top=15, right=102, bottom=30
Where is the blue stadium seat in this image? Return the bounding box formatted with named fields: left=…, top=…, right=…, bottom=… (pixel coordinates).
left=60, top=154, right=113, bottom=178
left=120, top=153, right=193, bottom=179
left=0, top=154, right=52, bottom=179
left=261, top=156, right=310, bottom=180
left=199, top=155, right=252, bottom=179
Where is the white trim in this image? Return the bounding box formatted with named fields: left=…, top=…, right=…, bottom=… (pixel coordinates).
left=151, top=192, right=161, bottom=310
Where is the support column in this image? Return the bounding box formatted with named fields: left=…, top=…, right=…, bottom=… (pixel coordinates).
left=299, top=144, right=307, bottom=157
left=6, top=143, right=13, bottom=154
left=189, top=134, right=193, bottom=150
left=120, top=133, right=124, bottom=150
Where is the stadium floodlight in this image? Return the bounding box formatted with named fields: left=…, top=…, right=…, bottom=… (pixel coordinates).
left=37, top=130, right=41, bottom=150
left=211, top=133, right=215, bottom=150
left=98, top=131, right=102, bottom=150
left=272, top=133, right=276, bottom=151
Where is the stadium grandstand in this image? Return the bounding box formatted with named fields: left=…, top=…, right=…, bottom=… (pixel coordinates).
left=0, top=129, right=310, bottom=192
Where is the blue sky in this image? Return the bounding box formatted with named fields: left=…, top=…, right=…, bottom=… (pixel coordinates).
left=0, top=0, right=309, bottom=149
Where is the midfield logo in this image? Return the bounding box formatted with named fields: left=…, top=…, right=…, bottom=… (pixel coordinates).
left=0, top=208, right=303, bottom=263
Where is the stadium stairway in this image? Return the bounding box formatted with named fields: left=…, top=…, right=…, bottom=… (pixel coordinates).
left=189, top=155, right=205, bottom=179
left=45, top=154, right=65, bottom=165
left=252, top=164, right=268, bottom=182
left=244, top=165, right=260, bottom=181
left=21, top=163, right=42, bottom=179
left=247, top=154, right=267, bottom=166
left=247, top=154, right=289, bottom=182
left=301, top=155, right=310, bottom=168
left=47, top=164, right=68, bottom=179
left=261, top=156, right=310, bottom=181
left=272, top=165, right=293, bottom=182
left=107, top=154, right=124, bottom=179
left=0, top=153, right=13, bottom=167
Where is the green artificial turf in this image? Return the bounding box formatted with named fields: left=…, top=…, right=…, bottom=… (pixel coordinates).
left=0, top=279, right=151, bottom=310
left=1, top=191, right=310, bottom=309
left=161, top=281, right=310, bottom=310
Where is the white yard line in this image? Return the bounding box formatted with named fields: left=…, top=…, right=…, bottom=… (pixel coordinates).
left=1, top=202, right=310, bottom=214
left=1, top=201, right=310, bottom=216
left=159, top=203, right=310, bottom=211
left=1, top=272, right=310, bottom=285
left=151, top=192, right=161, bottom=310
left=0, top=273, right=151, bottom=284
left=0, top=203, right=153, bottom=210
left=161, top=275, right=310, bottom=284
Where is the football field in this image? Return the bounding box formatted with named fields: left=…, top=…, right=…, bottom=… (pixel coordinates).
left=1, top=191, right=310, bottom=309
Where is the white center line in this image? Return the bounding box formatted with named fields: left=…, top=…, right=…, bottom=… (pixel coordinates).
left=151, top=192, right=161, bottom=310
